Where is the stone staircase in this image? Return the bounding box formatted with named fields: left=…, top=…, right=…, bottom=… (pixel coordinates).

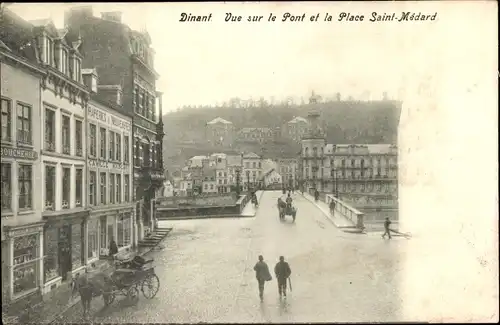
left=138, top=227, right=173, bottom=248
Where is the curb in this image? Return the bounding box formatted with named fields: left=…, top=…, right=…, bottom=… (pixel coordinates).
left=159, top=214, right=254, bottom=221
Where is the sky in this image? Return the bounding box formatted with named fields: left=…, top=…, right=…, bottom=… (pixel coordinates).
left=6, top=2, right=494, bottom=113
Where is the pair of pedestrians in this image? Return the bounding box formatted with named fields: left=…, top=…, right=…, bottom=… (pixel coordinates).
left=253, top=255, right=292, bottom=301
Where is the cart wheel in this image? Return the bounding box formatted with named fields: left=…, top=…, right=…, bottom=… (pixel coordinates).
left=127, top=286, right=139, bottom=303
left=103, top=292, right=115, bottom=306
left=141, top=274, right=160, bottom=299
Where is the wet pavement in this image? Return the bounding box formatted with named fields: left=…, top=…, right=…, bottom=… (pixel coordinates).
left=57, top=191, right=409, bottom=323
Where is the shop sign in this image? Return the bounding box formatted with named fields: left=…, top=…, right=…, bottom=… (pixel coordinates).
left=134, top=126, right=155, bottom=140
left=88, top=158, right=127, bottom=170
left=134, top=116, right=156, bottom=131
left=6, top=224, right=43, bottom=238
left=88, top=106, right=131, bottom=131
left=1, top=147, right=38, bottom=160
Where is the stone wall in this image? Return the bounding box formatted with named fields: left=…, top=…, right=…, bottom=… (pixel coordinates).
left=157, top=193, right=236, bottom=207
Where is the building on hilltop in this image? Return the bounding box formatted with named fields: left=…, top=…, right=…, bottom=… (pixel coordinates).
left=205, top=117, right=234, bottom=147
left=236, top=127, right=275, bottom=144
left=281, top=116, right=309, bottom=143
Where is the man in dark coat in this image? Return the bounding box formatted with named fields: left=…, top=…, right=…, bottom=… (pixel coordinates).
left=274, top=256, right=292, bottom=298
left=74, top=266, right=94, bottom=319
left=382, top=217, right=392, bottom=239
left=253, top=255, right=271, bottom=301
left=109, top=238, right=118, bottom=256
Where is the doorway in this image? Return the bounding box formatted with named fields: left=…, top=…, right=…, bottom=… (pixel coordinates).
left=58, top=225, right=72, bottom=281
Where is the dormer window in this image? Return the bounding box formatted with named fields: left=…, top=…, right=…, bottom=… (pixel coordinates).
left=44, top=37, right=54, bottom=66
left=74, top=59, right=82, bottom=82
left=61, top=49, right=68, bottom=75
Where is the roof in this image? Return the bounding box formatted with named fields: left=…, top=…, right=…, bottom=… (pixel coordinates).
left=207, top=117, right=232, bottom=125
left=288, top=116, right=308, bottom=124
left=1, top=9, right=40, bottom=64
left=243, top=152, right=261, bottom=159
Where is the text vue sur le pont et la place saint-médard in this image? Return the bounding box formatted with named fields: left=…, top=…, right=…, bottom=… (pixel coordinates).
left=179, top=12, right=438, bottom=23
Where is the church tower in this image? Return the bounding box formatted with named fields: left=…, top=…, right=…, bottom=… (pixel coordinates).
left=301, top=110, right=327, bottom=192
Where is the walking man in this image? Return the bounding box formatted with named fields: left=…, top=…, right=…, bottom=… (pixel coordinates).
left=253, top=255, right=272, bottom=302
left=74, top=266, right=94, bottom=319
left=381, top=217, right=392, bottom=239
left=274, top=256, right=292, bottom=298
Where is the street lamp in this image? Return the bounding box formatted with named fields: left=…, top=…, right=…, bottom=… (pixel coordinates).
left=235, top=169, right=241, bottom=196
left=246, top=170, right=250, bottom=192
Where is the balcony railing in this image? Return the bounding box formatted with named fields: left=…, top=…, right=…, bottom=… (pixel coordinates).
left=75, top=199, right=82, bottom=207
left=45, top=200, right=54, bottom=210
left=62, top=200, right=69, bottom=209
left=17, top=131, right=32, bottom=145
left=76, top=148, right=83, bottom=157
left=62, top=146, right=71, bottom=155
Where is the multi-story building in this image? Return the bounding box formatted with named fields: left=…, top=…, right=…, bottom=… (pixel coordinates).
left=84, top=70, right=134, bottom=259
left=206, top=117, right=234, bottom=146
left=242, top=152, right=263, bottom=190
left=226, top=154, right=243, bottom=191
left=213, top=153, right=229, bottom=193
left=28, top=18, right=93, bottom=293
left=65, top=6, right=165, bottom=238
left=299, top=111, right=399, bottom=224
left=281, top=116, right=309, bottom=142
left=277, top=158, right=298, bottom=189
left=237, top=127, right=275, bottom=144
left=262, top=169, right=283, bottom=189
left=1, top=11, right=46, bottom=303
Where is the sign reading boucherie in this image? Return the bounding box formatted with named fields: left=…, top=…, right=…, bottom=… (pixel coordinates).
left=1, top=147, right=38, bottom=160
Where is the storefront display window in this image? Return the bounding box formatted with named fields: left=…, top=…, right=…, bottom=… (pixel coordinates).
left=13, top=234, right=38, bottom=295
left=117, top=216, right=124, bottom=247
left=71, top=223, right=83, bottom=269
left=117, top=214, right=132, bottom=248
left=88, top=219, right=99, bottom=260
left=44, top=227, right=59, bottom=282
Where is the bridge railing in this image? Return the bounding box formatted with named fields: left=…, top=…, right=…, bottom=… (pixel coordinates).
left=324, top=194, right=365, bottom=229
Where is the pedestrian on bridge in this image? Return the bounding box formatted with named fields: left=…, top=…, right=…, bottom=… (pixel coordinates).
left=381, top=217, right=392, bottom=239
left=274, top=256, right=292, bottom=298
left=253, top=255, right=272, bottom=302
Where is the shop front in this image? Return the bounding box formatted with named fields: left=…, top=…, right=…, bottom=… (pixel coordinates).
left=42, top=210, right=88, bottom=291
left=2, top=222, right=45, bottom=304
left=87, top=205, right=135, bottom=259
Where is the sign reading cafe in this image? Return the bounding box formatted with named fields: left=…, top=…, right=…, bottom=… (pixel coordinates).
left=87, top=106, right=131, bottom=131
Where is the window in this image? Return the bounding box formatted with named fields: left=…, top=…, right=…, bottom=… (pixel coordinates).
left=18, top=165, right=32, bottom=210
left=124, top=175, right=130, bottom=202
left=74, top=59, right=81, bottom=82
left=62, top=115, right=70, bottom=154
left=13, top=234, right=39, bottom=296
left=100, top=128, right=106, bottom=159
left=76, top=169, right=83, bottom=207
left=117, top=214, right=131, bottom=248
left=1, top=98, right=12, bottom=142
left=75, top=120, right=83, bottom=156
left=16, top=103, right=32, bottom=145
left=45, top=37, right=54, bottom=66
left=115, top=133, right=121, bottom=161
left=61, top=49, right=68, bottom=75
left=139, top=90, right=144, bottom=116
left=62, top=167, right=70, bottom=209
left=151, top=97, right=156, bottom=121
left=124, top=136, right=129, bottom=163
left=71, top=223, right=83, bottom=269
left=134, top=86, right=140, bottom=113
left=109, top=174, right=115, bottom=204
left=89, top=171, right=96, bottom=205
left=134, top=140, right=140, bottom=166
left=100, top=173, right=106, bottom=204
left=44, top=109, right=55, bottom=151
left=89, top=124, right=97, bottom=157
left=1, top=163, right=12, bottom=210
left=99, top=216, right=108, bottom=255
left=116, top=174, right=121, bottom=203
left=45, top=165, right=55, bottom=210
left=109, top=131, right=115, bottom=161
left=44, top=228, right=59, bottom=281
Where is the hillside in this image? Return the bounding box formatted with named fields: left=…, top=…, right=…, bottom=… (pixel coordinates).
left=162, top=100, right=402, bottom=169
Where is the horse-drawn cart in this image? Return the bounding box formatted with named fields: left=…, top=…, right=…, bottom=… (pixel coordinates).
left=278, top=203, right=297, bottom=222
left=90, top=255, right=160, bottom=306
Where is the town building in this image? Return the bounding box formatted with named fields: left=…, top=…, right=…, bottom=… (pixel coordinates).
left=281, top=116, right=309, bottom=142
left=277, top=158, right=298, bottom=189
left=1, top=11, right=46, bottom=304
left=162, top=180, right=174, bottom=197
left=262, top=169, right=283, bottom=189
left=84, top=70, right=135, bottom=259
left=65, top=6, right=165, bottom=238
left=242, top=152, right=263, bottom=190
left=206, top=117, right=234, bottom=146
left=25, top=18, right=93, bottom=295
left=299, top=111, right=399, bottom=225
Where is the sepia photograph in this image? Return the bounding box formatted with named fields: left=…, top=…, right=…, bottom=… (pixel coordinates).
left=1, top=1, right=498, bottom=323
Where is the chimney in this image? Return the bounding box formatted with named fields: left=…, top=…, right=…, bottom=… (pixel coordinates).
left=65, top=6, right=93, bottom=25
left=82, top=68, right=98, bottom=93
left=101, top=12, right=122, bottom=23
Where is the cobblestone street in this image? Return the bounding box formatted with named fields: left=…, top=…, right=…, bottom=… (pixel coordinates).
left=57, top=191, right=408, bottom=323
